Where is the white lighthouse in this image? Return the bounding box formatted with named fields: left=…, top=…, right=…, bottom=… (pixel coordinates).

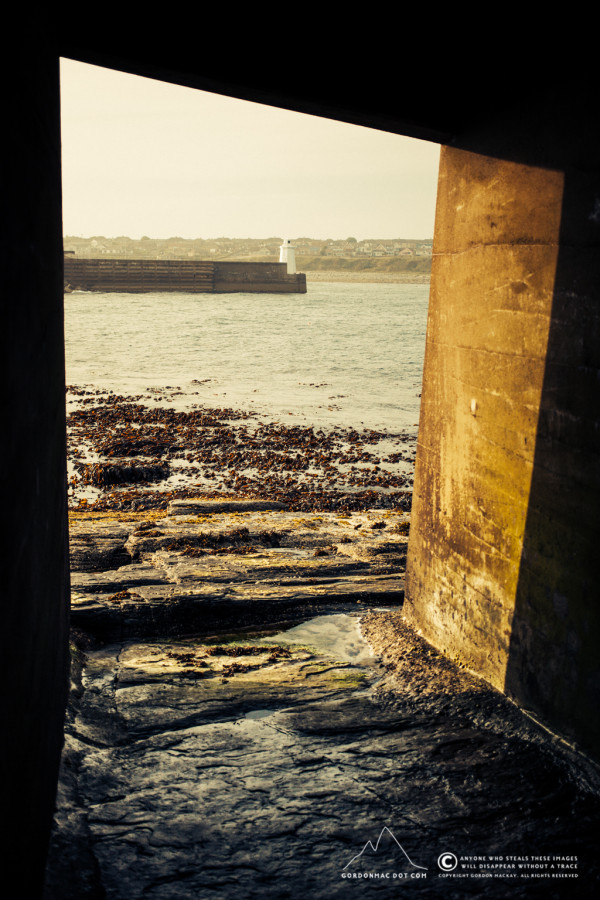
left=279, top=238, right=297, bottom=275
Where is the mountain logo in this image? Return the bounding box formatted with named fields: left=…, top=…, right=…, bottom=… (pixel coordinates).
left=343, top=826, right=428, bottom=871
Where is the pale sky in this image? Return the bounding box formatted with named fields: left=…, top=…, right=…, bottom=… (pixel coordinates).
left=59, top=58, right=440, bottom=241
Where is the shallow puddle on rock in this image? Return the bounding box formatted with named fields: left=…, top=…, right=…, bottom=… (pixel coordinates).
left=261, top=610, right=392, bottom=668
left=244, top=708, right=277, bottom=720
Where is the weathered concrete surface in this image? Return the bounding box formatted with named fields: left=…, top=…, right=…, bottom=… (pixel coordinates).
left=44, top=611, right=600, bottom=899
left=69, top=507, right=408, bottom=641
left=405, top=146, right=600, bottom=760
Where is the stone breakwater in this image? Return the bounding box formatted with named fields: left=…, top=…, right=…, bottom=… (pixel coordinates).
left=63, top=258, right=307, bottom=293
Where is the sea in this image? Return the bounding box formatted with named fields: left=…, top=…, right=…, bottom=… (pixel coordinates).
left=64, top=281, right=429, bottom=435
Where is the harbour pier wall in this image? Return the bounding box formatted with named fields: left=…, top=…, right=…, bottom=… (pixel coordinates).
left=63, top=257, right=307, bottom=293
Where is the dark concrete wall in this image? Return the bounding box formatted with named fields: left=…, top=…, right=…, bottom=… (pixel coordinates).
left=405, top=145, right=600, bottom=759
left=1, top=48, right=71, bottom=893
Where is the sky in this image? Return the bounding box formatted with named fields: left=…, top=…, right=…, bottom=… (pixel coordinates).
left=59, top=58, right=440, bottom=242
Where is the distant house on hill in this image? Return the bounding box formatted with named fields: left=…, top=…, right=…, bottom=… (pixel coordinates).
left=329, top=241, right=355, bottom=257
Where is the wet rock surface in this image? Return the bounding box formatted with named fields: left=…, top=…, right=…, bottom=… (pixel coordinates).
left=46, top=609, right=600, bottom=900
left=69, top=507, right=408, bottom=641
left=46, top=506, right=600, bottom=899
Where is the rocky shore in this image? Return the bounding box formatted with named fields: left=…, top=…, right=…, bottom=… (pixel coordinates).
left=69, top=500, right=409, bottom=642
left=65, top=384, right=414, bottom=641
left=43, top=493, right=600, bottom=899
left=43, top=386, right=600, bottom=898
left=66, top=387, right=416, bottom=514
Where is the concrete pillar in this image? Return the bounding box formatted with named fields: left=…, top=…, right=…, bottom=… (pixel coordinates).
left=405, top=146, right=600, bottom=759
left=0, top=45, right=70, bottom=892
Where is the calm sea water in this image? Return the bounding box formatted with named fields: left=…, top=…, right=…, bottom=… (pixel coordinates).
left=64, top=281, right=429, bottom=433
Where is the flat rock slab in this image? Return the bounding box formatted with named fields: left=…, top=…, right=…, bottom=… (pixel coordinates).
left=71, top=575, right=405, bottom=642
left=69, top=521, right=132, bottom=572
left=69, top=509, right=409, bottom=640
left=46, top=612, right=600, bottom=899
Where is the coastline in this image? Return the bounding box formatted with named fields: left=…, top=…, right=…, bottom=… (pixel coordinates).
left=304, top=270, right=430, bottom=284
